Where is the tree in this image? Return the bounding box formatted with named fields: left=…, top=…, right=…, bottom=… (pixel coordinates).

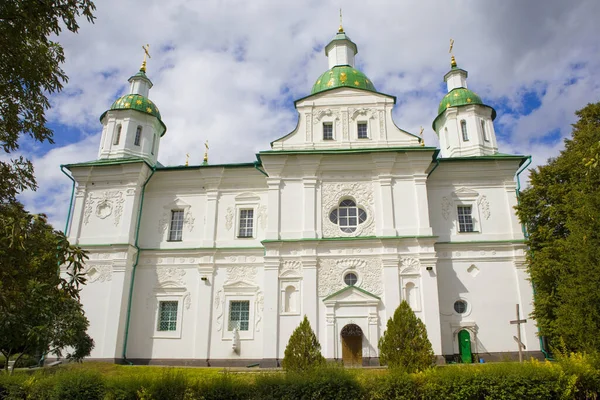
left=516, top=102, right=600, bottom=354
left=0, top=0, right=95, bottom=202
left=282, top=316, right=325, bottom=373
left=0, top=202, right=93, bottom=374
left=378, top=300, right=435, bottom=372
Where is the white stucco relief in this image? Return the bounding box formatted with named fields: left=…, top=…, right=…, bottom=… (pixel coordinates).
left=225, top=207, right=234, bottom=231
left=279, top=260, right=302, bottom=277
left=317, top=258, right=382, bottom=297
left=83, top=190, right=124, bottom=226
left=314, top=108, right=340, bottom=123
left=85, top=264, right=112, bottom=283
left=441, top=196, right=452, bottom=220
left=156, top=267, right=186, bottom=287
left=215, top=266, right=259, bottom=332
left=257, top=205, right=268, bottom=229
left=478, top=195, right=491, bottom=219
left=322, top=182, right=375, bottom=238
left=400, top=257, right=421, bottom=275
left=158, top=209, right=195, bottom=235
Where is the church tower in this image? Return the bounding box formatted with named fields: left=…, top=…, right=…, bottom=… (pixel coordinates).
left=433, top=54, right=498, bottom=158
left=97, top=49, right=166, bottom=166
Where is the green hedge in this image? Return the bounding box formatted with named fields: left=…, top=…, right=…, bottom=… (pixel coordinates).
left=1, top=356, right=599, bottom=399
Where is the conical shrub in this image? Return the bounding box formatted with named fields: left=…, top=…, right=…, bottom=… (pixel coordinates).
left=282, top=315, right=325, bottom=373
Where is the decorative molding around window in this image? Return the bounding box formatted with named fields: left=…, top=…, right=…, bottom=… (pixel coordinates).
left=158, top=199, right=195, bottom=240
left=449, top=187, right=488, bottom=233
left=134, top=125, right=142, bottom=146
left=323, top=122, right=333, bottom=140
left=357, top=122, right=368, bottom=139
left=457, top=205, right=474, bottom=232
left=400, top=258, right=422, bottom=312
left=157, top=300, right=178, bottom=331
left=460, top=120, right=469, bottom=141
left=238, top=209, right=254, bottom=238
left=317, top=258, right=383, bottom=297
left=233, top=192, right=262, bottom=239
left=481, top=119, right=489, bottom=142
left=322, top=182, right=375, bottom=238
left=113, top=124, right=122, bottom=145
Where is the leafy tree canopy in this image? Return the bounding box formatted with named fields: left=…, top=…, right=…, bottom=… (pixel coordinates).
left=0, top=0, right=95, bottom=202
left=378, top=300, right=435, bottom=372
left=282, top=316, right=325, bottom=373
left=516, top=102, right=600, bottom=354
left=0, top=202, right=93, bottom=374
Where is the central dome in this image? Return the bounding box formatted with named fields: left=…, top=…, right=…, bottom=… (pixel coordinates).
left=311, top=66, right=376, bottom=95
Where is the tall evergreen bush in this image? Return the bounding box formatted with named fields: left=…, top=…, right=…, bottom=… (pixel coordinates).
left=378, top=300, right=435, bottom=372
left=282, top=316, right=325, bottom=373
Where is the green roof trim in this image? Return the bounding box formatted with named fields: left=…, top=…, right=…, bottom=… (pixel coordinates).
left=156, top=162, right=257, bottom=171
left=259, top=146, right=437, bottom=158
left=325, top=32, right=358, bottom=54
left=311, top=65, right=376, bottom=95
left=63, top=157, right=152, bottom=169
left=262, top=235, right=437, bottom=244
left=435, top=239, right=526, bottom=245
left=323, top=285, right=380, bottom=301
left=432, top=87, right=497, bottom=130
left=438, top=153, right=529, bottom=165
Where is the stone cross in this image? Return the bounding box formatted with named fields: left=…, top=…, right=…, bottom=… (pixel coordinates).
left=510, top=304, right=527, bottom=362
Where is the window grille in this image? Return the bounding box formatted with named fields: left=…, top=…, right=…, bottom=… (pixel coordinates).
left=357, top=122, right=368, bottom=139
left=457, top=205, right=474, bottom=232
left=238, top=209, right=254, bottom=238
left=228, top=300, right=250, bottom=331
left=157, top=301, right=178, bottom=331
left=323, top=123, right=333, bottom=140
left=169, top=210, right=184, bottom=241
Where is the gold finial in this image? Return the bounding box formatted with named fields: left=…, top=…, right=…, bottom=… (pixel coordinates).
left=203, top=140, right=209, bottom=164
left=419, top=126, right=425, bottom=147
left=185, top=153, right=190, bottom=166
left=141, top=44, right=151, bottom=72
left=449, top=39, right=457, bottom=68
left=338, top=8, right=344, bottom=33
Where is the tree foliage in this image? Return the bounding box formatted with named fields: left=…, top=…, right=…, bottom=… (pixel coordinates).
left=378, top=300, right=435, bottom=372
left=282, top=316, right=325, bottom=373
left=0, top=0, right=95, bottom=202
left=0, top=203, right=93, bottom=374
left=516, top=102, right=600, bottom=353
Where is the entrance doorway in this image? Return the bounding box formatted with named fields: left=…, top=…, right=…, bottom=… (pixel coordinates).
left=458, top=329, right=473, bottom=363
left=341, top=324, right=363, bottom=366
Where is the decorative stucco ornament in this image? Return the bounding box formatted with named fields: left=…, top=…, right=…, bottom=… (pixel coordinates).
left=214, top=290, right=224, bottom=331
left=321, top=182, right=375, bottom=238
left=225, top=266, right=258, bottom=285
left=478, top=195, right=491, bottom=219
left=441, top=196, right=452, bottom=220
left=157, top=267, right=186, bottom=287
left=257, top=205, right=268, bottom=229
left=317, top=258, right=382, bottom=297
left=85, top=264, right=112, bottom=283
left=305, top=113, right=312, bottom=141
left=84, top=190, right=124, bottom=226
left=279, top=260, right=302, bottom=277
left=225, top=207, right=234, bottom=231
left=255, top=291, right=264, bottom=331
left=400, top=257, right=421, bottom=275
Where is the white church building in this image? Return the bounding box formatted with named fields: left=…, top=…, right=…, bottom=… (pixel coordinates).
left=62, top=27, right=542, bottom=366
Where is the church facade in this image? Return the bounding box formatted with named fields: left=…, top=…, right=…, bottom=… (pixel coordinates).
left=63, top=28, right=541, bottom=366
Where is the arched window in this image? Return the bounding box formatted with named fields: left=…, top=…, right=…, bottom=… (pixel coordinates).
left=151, top=134, right=156, bottom=155
left=113, top=124, right=122, bottom=145
left=134, top=126, right=142, bottom=146
left=284, top=285, right=296, bottom=313
left=460, top=120, right=469, bottom=141
left=329, top=199, right=367, bottom=233
left=481, top=120, right=489, bottom=141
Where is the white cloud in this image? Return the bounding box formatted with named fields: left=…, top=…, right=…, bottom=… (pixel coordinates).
left=18, top=0, right=600, bottom=228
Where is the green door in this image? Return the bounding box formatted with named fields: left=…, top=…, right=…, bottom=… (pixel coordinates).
left=458, top=330, right=472, bottom=363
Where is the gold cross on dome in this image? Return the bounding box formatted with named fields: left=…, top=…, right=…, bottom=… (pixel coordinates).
left=449, top=39, right=454, bottom=55
left=140, top=44, right=151, bottom=72
left=339, top=8, right=344, bottom=33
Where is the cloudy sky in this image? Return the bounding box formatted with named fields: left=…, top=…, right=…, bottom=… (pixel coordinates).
left=15, top=0, right=600, bottom=229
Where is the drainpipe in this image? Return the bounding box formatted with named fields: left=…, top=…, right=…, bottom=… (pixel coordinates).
left=427, top=158, right=441, bottom=178
left=121, top=165, right=156, bottom=364
left=60, top=165, right=76, bottom=235
left=253, top=161, right=268, bottom=177
left=515, top=156, right=551, bottom=359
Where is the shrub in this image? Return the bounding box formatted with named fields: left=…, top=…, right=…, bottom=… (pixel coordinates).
left=378, top=300, right=435, bottom=372
left=281, top=316, right=325, bottom=373
left=53, top=369, right=105, bottom=400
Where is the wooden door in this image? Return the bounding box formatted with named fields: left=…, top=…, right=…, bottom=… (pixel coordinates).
left=342, top=336, right=362, bottom=366
left=458, top=330, right=473, bottom=363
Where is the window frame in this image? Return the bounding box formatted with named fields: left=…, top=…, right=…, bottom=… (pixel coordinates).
left=113, top=124, right=122, bottom=145
left=322, top=122, right=334, bottom=140
left=460, top=120, right=469, bottom=141
left=168, top=209, right=185, bottom=241
left=157, top=300, right=178, bottom=332
left=228, top=300, right=251, bottom=331
left=237, top=208, right=255, bottom=238
left=357, top=121, right=369, bottom=139
left=222, top=294, right=256, bottom=340
left=457, top=205, right=475, bottom=233
left=153, top=294, right=184, bottom=339
left=481, top=119, right=489, bottom=142
left=453, top=298, right=471, bottom=317
left=134, top=125, right=142, bottom=146
left=329, top=199, right=367, bottom=234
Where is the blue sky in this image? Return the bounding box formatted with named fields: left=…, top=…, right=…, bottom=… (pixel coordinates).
left=13, top=0, right=600, bottom=229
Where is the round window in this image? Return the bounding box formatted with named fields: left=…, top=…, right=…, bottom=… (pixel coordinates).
left=454, top=300, right=468, bottom=314
left=344, top=272, right=358, bottom=286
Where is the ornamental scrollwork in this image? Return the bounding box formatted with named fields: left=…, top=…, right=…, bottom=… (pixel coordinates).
left=257, top=205, right=268, bottom=229
left=305, top=113, right=312, bottom=141
left=215, top=289, right=224, bottom=331
left=313, top=108, right=340, bottom=123
left=317, top=258, right=382, bottom=297
left=379, top=110, right=385, bottom=139
left=400, top=257, right=421, bottom=275
left=85, top=264, right=112, bottom=283
left=84, top=190, right=124, bottom=226
left=321, top=182, right=375, bottom=238
left=441, top=196, right=452, bottom=220
left=157, top=267, right=186, bottom=287
left=478, top=195, right=491, bottom=220
left=279, top=260, right=302, bottom=277
left=255, top=291, right=264, bottom=331
left=225, top=266, right=257, bottom=285
left=225, top=207, right=234, bottom=231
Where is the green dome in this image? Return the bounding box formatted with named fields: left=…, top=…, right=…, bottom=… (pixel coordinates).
left=311, top=66, right=376, bottom=95
left=437, top=87, right=484, bottom=114
left=109, top=94, right=161, bottom=120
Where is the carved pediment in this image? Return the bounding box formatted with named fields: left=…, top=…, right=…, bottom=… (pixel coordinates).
left=323, top=286, right=380, bottom=306
left=163, top=198, right=192, bottom=210
left=223, top=280, right=259, bottom=293
left=451, top=187, right=479, bottom=200
left=235, top=192, right=260, bottom=202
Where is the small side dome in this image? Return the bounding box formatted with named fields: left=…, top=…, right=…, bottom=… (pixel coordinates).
left=311, top=66, right=376, bottom=95
left=438, top=87, right=484, bottom=115
left=110, top=94, right=161, bottom=120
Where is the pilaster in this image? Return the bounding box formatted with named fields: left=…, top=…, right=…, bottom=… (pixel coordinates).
left=420, top=258, right=442, bottom=355
left=301, top=256, right=318, bottom=330
left=414, top=175, right=433, bottom=236
left=202, top=190, right=219, bottom=247
left=195, top=262, right=216, bottom=362
left=266, top=179, right=281, bottom=240
left=382, top=256, right=400, bottom=321
left=261, top=259, right=280, bottom=366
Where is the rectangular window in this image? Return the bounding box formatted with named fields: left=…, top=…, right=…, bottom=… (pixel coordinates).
left=157, top=301, right=178, bottom=331
left=238, top=209, right=254, bottom=238
left=357, top=122, right=368, bottom=139
left=323, top=123, right=333, bottom=140
left=481, top=120, right=489, bottom=141
left=151, top=134, right=156, bottom=155
left=113, top=125, right=122, bottom=145
left=228, top=300, right=250, bottom=331
left=457, top=206, right=474, bottom=232
left=169, top=210, right=184, bottom=241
